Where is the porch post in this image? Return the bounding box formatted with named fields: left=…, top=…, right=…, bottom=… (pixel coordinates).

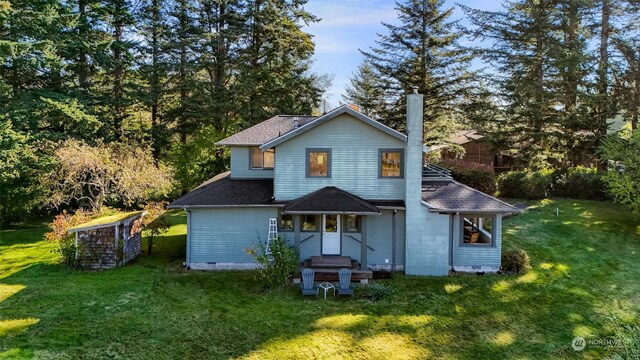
left=391, top=210, right=396, bottom=271
left=360, top=216, right=368, bottom=270
left=294, top=215, right=301, bottom=253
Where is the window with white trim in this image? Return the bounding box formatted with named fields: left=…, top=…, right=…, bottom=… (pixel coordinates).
left=461, top=215, right=494, bottom=245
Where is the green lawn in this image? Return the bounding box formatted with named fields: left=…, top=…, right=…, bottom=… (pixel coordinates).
left=0, top=200, right=639, bottom=359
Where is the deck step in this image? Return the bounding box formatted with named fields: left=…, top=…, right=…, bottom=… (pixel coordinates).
left=299, top=269, right=373, bottom=283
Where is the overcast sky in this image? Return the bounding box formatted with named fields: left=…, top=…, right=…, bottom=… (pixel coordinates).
left=303, top=0, right=503, bottom=107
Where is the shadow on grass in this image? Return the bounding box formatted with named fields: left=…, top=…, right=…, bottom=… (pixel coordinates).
left=0, top=201, right=637, bottom=359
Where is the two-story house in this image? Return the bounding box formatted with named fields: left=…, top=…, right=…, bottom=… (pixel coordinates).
left=168, top=92, right=519, bottom=276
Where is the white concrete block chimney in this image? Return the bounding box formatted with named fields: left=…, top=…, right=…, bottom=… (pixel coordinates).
left=405, top=87, right=424, bottom=203
left=404, top=87, right=450, bottom=276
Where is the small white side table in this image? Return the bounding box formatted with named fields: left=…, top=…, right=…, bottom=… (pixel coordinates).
left=318, top=282, right=335, bottom=299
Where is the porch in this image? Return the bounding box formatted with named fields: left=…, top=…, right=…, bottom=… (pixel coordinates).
left=278, top=186, right=406, bottom=272
left=299, top=256, right=372, bottom=283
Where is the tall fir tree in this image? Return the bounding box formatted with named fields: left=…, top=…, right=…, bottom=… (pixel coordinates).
left=360, top=0, right=477, bottom=145
left=342, top=61, right=385, bottom=117
left=235, top=0, right=321, bottom=128
left=463, top=0, right=568, bottom=167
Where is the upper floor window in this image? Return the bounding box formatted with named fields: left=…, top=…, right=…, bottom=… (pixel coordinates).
left=461, top=215, right=494, bottom=246
left=251, top=147, right=274, bottom=169
left=306, top=148, right=331, bottom=177
left=379, top=149, right=404, bottom=178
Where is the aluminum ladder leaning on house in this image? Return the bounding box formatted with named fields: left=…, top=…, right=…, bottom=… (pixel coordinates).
left=266, top=218, right=278, bottom=256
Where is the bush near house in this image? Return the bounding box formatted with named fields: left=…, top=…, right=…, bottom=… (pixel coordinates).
left=437, top=159, right=496, bottom=194
left=45, top=209, right=92, bottom=267
left=245, top=236, right=299, bottom=290
left=501, top=248, right=531, bottom=274
left=497, top=167, right=606, bottom=200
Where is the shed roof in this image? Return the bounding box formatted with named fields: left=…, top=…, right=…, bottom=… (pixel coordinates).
left=421, top=180, right=520, bottom=214
left=68, top=211, right=144, bottom=233
left=282, top=186, right=381, bottom=215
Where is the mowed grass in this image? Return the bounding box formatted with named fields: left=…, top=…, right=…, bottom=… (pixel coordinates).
left=0, top=200, right=639, bottom=359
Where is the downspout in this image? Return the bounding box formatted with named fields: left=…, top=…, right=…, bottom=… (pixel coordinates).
left=391, top=210, right=397, bottom=271
left=449, top=213, right=455, bottom=270
left=185, top=207, right=192, bottom=269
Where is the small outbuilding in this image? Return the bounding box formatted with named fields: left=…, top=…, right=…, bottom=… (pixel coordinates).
left=68, top=212, right=145, bottom=270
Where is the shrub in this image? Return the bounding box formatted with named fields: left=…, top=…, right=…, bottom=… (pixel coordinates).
left=497, top=168, right=605, bottom=200
left=363, top=282, right=395, bottom=301
left=501, top=248, right=531, bottom=274
left=438, top=159, right=497, bottom=194
left=245, top=236, right=299, bottom=290
left=142, top=202, right=171, bottom=255
left=45, top=210, right=92, bottom=267
left=552, top=167, right=606, bottom=200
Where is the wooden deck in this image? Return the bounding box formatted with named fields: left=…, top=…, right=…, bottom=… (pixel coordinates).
left=300, top=256, right=372, bottom=283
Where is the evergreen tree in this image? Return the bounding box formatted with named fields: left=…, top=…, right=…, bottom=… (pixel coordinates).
left=235, top=0, right=321, bottom=128
left=342, top=61, right=385, bottom=117
left=464, top=0, right=569, bottom=167
left=360, top=0, right=477, bottom=145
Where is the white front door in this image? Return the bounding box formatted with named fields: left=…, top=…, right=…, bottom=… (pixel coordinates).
left=322, top=214, right=340, bottom=255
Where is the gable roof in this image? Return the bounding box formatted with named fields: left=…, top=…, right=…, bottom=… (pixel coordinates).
left=282, top=186, right=381, bottom=215
left=260, top=105, right=407, bottom=150
left=216, top=115, right=317, bottom=146
left=168, top=172, right=275, bottom=208
left=421, top=180, right=520, bottom=214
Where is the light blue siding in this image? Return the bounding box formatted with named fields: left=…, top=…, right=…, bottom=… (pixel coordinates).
left=341, top=232, right=361, bottom=261
left=452, top=214, right=502, bottom=268
left=230, top=146, right=274, bottom=179
left=188, top=207, right=277, bottom=264
left=299, top=232, right=320, bottom=259
left=274, top=114, right=406, bottom=201
left=367, top=210, right=405, bottom=267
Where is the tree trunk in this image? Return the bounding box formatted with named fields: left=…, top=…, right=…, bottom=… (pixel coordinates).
left=150, top=0, right=161, bottom=159
left=113, top=0, right=125, bottom=141
left=597, top=0, right=610, bottom=133
left=178, top=0, right=188, bottom=144
left=78, top=0, right=89, bottom=89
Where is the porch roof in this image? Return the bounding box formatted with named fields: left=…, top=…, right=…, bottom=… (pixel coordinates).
left=282, top=186, right=381, bottom=215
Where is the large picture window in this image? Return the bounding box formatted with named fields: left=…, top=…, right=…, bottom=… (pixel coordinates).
left=461, top=215, right=494, bottom=245
left=379, top=149, right=404, bottom=178
left=251, top=147, right=274, bottom=169
left=306, top=149, right=331, bottom=177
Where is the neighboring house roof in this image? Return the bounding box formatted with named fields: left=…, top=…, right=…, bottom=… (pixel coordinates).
left=448, top=129, right=484, bottom=145
left=261, top=106, right=407, bottom=150
left=216, top=115, right=317, bottom=146
left=168, top=172, right=275, bottom=208
left=428, top=129, right=485, bottom=152
left=421, top=180, right=520, bottom=214
left=282, top=186, right=381, bottom=215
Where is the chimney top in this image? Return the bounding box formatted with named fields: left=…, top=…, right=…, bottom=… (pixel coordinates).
left=412, top=86, right=419, bottom=94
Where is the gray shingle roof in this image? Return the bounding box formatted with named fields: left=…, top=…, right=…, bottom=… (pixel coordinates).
left=216, top=115, right=317, bottom=146
left=421, top=180, right=520, bottom=213
left=168, top=172, right=275, bottom=208
left=282, top=186, right=381, bottom=215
